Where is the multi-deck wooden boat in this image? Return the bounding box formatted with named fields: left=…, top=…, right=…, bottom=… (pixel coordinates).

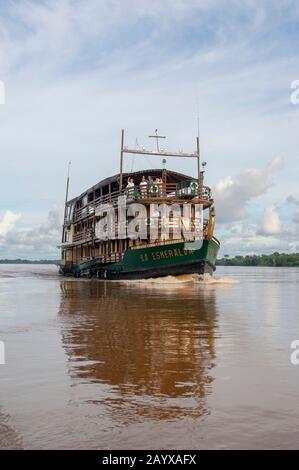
left=59, top=130, right=220, bottom=279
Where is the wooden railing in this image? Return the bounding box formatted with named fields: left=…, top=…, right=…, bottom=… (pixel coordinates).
left=99, top=252, right=123, bottom=264
left=79, top=252, right=124, bottom=265
left=73, top=231, right=93, bottom=243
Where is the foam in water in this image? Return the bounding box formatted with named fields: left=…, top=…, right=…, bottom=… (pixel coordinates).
left=117, top=273, right=238, bottom=286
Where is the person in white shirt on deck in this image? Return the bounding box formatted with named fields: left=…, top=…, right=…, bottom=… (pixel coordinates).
left=140, top=175, right=148, bottom=198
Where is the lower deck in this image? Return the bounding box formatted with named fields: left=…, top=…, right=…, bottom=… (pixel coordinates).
left=60, top=238, right=220, bottom=280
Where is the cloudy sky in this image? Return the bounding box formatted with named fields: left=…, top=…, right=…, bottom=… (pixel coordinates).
left=0, top=0, right=298, bottom=258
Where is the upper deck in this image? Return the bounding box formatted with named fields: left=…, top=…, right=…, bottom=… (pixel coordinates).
left=64, top=168, right=213, bottom=225
left=63, top=129, right=213, bottom=227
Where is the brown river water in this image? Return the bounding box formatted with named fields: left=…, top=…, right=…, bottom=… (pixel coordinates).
left=0, top=264, right=299, bottom=449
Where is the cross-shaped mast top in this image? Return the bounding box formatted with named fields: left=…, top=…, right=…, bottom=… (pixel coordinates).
left=148, top=129, right=166, bottom=152
left=119, top=128, right=201, bottom=194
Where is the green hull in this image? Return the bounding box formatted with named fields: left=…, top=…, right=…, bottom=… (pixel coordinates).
left=61, top=239, right=220, bottom=280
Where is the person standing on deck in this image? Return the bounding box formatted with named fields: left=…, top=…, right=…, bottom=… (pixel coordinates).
left=140, top=175, right=148, bottom=198
left=155, top=177, right=163, bottom=197
left=126, top=177, right=135, bottom=199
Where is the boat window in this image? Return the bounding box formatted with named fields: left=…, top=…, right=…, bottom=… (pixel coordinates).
left=102, top=185, right=109, bottom=195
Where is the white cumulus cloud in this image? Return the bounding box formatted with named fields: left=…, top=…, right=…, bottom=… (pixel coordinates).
left=0, top=211, right=21, bottom=238
left=0, top=206, right=63, bottom=259
left=258, top=206, right=282, bottom=236
left=213, top=157, right=283, bottom=223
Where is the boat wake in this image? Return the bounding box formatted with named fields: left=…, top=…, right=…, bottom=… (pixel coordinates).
left=117, top=273, right=238, bottom=286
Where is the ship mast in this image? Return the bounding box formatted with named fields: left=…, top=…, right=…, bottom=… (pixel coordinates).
left=119, top=129, right=125, bottom=195
left=65, top=161, right=71, bottom=204
left=119, top=129, right=202, bottom=194
left=197, top=135, right=201, bottom=195
left=62, top=161, right=71, bottom=243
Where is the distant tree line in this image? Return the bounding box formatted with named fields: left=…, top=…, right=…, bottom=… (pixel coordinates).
left=216, top=252, right=299, bottom=267
left=0, top=259, right=59, bottom=265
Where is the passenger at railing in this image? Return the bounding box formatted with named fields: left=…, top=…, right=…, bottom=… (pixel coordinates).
left=140, top=175, right=148, bottom=198
left=146, top=176, right=153, bottom=197
left=148, top=177, right=161, bottom=198
left=126, top=177, right=134, bottom=187
left=155, top=177, right=164, bottom=197
left=126, top=177, right=135, bottom=199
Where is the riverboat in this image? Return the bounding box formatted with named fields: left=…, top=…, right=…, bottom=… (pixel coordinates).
left=59, top=129, right=220, bottom=279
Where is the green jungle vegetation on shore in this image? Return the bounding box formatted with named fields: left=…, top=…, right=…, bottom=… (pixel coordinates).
left=0, top=259, right=59, bottom=265
left=1, top=253, right=299, bottom=267
left=216, top=252, right=299, bottom=267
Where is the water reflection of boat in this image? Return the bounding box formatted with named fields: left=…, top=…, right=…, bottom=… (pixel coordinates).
left=59, top=279, right=218, bottom=421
